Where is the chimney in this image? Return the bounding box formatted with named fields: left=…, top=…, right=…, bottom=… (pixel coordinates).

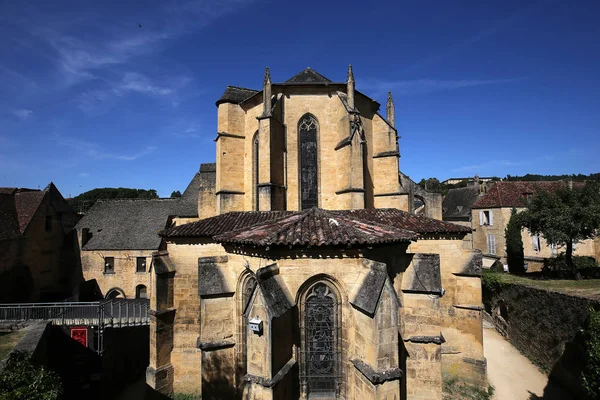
left=263, top=67, right=271, bottom=116
left=386, top=91, right=395, bottom=127
left=346, top=64, right=355, bottom=109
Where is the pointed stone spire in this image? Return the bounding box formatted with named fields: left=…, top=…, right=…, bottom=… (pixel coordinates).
left=386, top=91, right=395, bottom=127
left=263, top=67, right=272, bottom=116
left=346, top=64, right=355, bottom=109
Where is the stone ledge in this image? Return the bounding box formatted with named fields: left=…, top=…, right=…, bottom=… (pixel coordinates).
left=453, top=304, right=484, bottom=311
left=373, top=191, right=404, bottom=197
left=196, top=339, right=235, bottom=351
left=351, top=359, right=402, bottom=385
left=198, top=256, right=228, bottom=264
left=213, top=132, right=246, bottom=141
left=149, top=308, right=176, bottom=317
left=373, top=150, right=400, bottom=159
left=215, top=190, right=245, bottom=196
left=244, top=358, right=296, bottom=388
left=335, top=188, right=365, bottom=195
left=405, top=334, right=445, bottom=345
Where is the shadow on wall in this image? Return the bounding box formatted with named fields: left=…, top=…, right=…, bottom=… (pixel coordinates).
left=203, top=351, right=237, bottom=400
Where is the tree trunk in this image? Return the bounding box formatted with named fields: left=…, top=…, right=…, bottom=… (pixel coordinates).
left=566, top=240, right=582, bottom=280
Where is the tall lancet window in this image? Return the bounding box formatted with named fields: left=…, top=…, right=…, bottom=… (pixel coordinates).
left=301, top=282, right=341, bottom=397
left=299, top=114, right=318, bottom=209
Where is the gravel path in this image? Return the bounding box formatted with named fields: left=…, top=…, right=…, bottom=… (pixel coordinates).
left=483, top=322, right=573, bottom=400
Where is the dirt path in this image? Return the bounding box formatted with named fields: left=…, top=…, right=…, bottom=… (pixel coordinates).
left=483, top=322, right=573, bottom=400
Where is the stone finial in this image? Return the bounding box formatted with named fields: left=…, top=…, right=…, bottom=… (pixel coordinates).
left=386, top=91, right=395, bottom=127
left=263, top=66, right=272, bottom=116
left=347, top=64, right=355, bottom=83
left=347, top=64, right=355, bottom=109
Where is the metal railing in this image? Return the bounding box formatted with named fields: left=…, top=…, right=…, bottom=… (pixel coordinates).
left=0, top=299, right=149, bottom=327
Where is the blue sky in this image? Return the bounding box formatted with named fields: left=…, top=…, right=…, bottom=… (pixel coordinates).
left=1, top=0, right=599, bottom=198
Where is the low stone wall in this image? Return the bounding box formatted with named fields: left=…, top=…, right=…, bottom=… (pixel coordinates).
left=483, top=279, right=600, bottom=398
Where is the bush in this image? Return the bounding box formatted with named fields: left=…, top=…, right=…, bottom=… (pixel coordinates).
left=581, top=308, right=600, bottom=399
left=0, top=351, right=63, bottom=400
left=543, top=255, right=600, bottom=279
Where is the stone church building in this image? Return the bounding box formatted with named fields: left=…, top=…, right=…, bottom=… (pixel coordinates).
left=147, top=66, right=485, bottom=399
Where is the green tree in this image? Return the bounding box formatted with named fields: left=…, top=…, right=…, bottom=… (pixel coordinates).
left=0, top=351, right=63, bottom=400
left=519, top=182, right=600, bottom=279
left=581, top=307, right=600, bottom=398
left=505, top=208, right=525, bottom=274
left=170, top=190, right=182, bottom=198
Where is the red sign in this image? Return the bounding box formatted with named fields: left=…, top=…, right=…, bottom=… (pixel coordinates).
left=71, top=327, right=88, bottom=347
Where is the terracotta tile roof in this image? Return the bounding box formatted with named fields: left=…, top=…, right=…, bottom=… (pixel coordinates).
left=161, top=208, right=470, bottom=247
left=215, top=208, right=419, bottom=247
left=14, top=190, right=46, bottom=234
left=472, top=181, right=582, bottom=209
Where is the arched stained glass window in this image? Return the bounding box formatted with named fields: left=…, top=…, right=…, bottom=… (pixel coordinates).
left=301, top=282, right=340, bottom=396
left=299, top=114, right=318, bottom=209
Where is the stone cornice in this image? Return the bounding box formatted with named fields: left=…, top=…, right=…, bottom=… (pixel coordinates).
left=453, top=304, right=484, bottom=311
left=373, top=191, right=404, bottom=197
left=215, top=190, right=245, bottom=196
left=351, top=359, right=403, bottom=385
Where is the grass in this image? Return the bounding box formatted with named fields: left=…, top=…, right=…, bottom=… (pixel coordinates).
left=0, top=330, right=28, bottom=362
left=483, top=269, right=600, bottom=300
left=442, top=376, right=494, bottom=400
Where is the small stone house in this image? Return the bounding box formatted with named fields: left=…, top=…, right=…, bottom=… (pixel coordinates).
left=146, top=66, right=486, bottom=400
left=0, top=183, right=79, bottom=302
left=471, top=181, right=600, bottom=270
left=75, top=169, right=211, bottom=299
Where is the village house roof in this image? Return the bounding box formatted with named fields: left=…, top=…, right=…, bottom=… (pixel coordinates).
left=76, top=170, right=203, bottom=251
left=161, top=207, right=470, bottom=247
left=471, top=181, right=581, bottom=209
left=76, top=198, right=196, bottom=251
left=442, top=186, right=481, bottom=221
left=0, top=183, right=71, bottom=239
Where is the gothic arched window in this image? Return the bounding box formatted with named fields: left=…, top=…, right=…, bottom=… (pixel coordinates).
left=301, top=282, right=341, bottom=397
left=299, top=114, right=318, bottom=209
left=238, top=275, right=257, bottom=380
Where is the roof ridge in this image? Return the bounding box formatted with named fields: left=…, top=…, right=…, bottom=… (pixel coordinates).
left=226, top=85, right=258, bottom=92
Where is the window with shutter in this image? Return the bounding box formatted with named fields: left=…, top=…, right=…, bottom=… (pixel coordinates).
left=532, top=235, right=540, bottom=252
left=489, top=210, right=494, bottom=226
left=479, top=211, right=484, bottom=226
left=488, top=234, right=496, bottom=255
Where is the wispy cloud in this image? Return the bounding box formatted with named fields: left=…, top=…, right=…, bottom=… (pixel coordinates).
left=362, top=77, right=522, bottom=97
left=452, top=159, right=528, bottom=173
left=11, top=109, right=33, bottom=119
left=54, top=133, right=157, bottom=161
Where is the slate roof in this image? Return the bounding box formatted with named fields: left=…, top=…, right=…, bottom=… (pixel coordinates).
left=76, top=199, right=195, bottom=250
left=215, top=86, right=259, bottom=106
left=285, top=67, right=333, bottom=83
left=162, top=207, right=470, bottom=247
left=442, top=186, right=481, bottom=221
left=472, top=181, right=581, bottom=209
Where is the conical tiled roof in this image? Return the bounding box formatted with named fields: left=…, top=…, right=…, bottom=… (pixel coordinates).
left=214, top=207, right=418, bottom=247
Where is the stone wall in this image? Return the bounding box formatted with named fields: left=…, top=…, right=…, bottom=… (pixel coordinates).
left=483, top=279, right=600, bottom=397
left=81, top=249, right=152, bottom=299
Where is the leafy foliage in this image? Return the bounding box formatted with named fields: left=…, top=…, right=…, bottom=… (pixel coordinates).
left=506, top=173, right=600, bottom=182
left=170, top=190, right=182, bottom=198
left=0, top=351, right=63, bottom=400
left=505, top=208, right=525, bottom=274
left=544, top=254, right=599, bottom=272
left=581, top=307, right=600, bottom=399
left=68, top=187, right=159, bottom=212
left=443, top=375, right=494, bottom=400
left=519, top=182, right=600, bottom=278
